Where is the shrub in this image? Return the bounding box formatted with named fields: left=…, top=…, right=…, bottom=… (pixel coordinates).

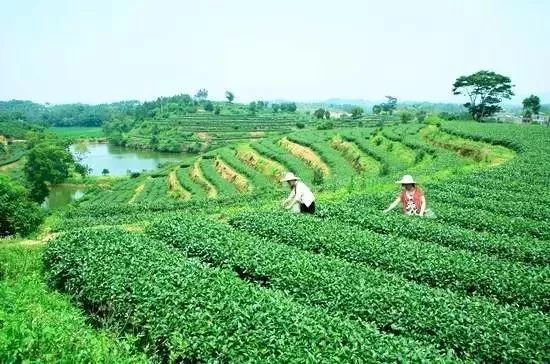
left=312, top=167, right=324, bottom=185
left=0, top=175, right=44, bottom=236
left=316, top=121, right=333, bottom=130
left=148, top=214, right=549, bottom=363
left=43, top=228, right=445, bottom=362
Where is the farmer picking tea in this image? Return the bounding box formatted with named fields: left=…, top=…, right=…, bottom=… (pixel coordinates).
left=384, top=175, right=432, bottom=216
left=280, top=172, right=316, bottom=214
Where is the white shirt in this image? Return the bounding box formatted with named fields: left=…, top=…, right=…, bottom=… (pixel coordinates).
left=287, top=181, right=315, bottom=208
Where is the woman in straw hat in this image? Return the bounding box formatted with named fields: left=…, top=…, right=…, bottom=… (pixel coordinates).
left=384, top=175, right=429, bottom=216
left=280, top=172, right=316, bottom=214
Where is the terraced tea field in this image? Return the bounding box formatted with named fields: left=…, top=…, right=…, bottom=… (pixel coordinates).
left=2, top=120, right=549, bottom=362
left=116, top=112, right=384, bottom=152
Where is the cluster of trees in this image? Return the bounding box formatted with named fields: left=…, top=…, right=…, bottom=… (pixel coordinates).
left=23, top=133, right=89, bottom=203
left=396, top=110, right=427, bottom=123
left=372, top=96, right=398, bottom=115
left=0, top=131, right=88, bottom=236
left=313, top=108, right=331, bottom=119
left=0, top=100, right=139, bottom=127
left=271, top=102, right=297, bottom=113
left=248, top=101, right=269, bottom=114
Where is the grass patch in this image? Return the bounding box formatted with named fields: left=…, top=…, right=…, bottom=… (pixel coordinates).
left=49, top=127, right=105, bottom=140
left=0, top=244, right=146, bottom=363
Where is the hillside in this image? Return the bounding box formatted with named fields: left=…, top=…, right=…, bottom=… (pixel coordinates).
left=2, top=119, right=548, bottom=362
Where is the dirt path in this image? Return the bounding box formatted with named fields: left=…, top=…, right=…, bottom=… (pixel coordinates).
left=331, top=136, right=381, bottom=175
left=191, top=158, right=217, bottom=198
left=214, top=158, right=250, bottom=192
left=128, top=180, right=147, bottom=204
left=3, top=232, right=60, bottom=248
left=235, top=145, right=285, bottom=181
left=422, top=126, right=515, bottom=166
left=0, top=159, right=21, bottom=172
left=168, top=169, right=192, bottom=200
left=279, top=137, right=330, bottom=176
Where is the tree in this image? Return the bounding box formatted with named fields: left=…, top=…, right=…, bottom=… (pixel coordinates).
left=522, top=95, right=541, bottom=122
left=23, top=140, right=76, bottom=203
left=225, top=91, right=235, bottom=103
left=351, top=106, right=364, bottom=118
left=280, top=102, right=297, bottom=112
left=272, top=103, right=280, bottom=113
left=381, top=96, right=397, bottom=115
left=194, top=88, right=208, bottom=102
left=415, top=110, right=427, bottom=123
left=150, top=124, right=160, bottom=150
left=204, top=101, right=214, bottom=112
left=102, top=168, right=110, bottom=176
left=372, top=105, right=382, bottom=115
left=214, top=106, right=221, bottom=115
left=399, top=111, right=414, bottom=123
left=452, top=70, right=514, bottom=121
left=324, top=110, right=330, bottom=119
left=313, top=108, right=326, bottom=119
left=0, top=175, right=44, bottom=236
left=248, top=101, right=257, bottom=114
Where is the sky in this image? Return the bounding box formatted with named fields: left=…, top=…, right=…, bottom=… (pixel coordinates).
left=1, top=0, right=549, bottom=104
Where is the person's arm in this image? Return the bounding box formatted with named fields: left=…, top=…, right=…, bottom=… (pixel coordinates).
left=281, top=188, right=296, bottom=209
left=419, top=195, right=426, bottom=216
left=384, top=196, right=401, bottom=213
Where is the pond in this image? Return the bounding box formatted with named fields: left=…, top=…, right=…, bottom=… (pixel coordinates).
left=71, top=143, right=184, bottom=176
left=43, top=143, right=186, bottom=209
left=43, top=185, right=86, bottom=210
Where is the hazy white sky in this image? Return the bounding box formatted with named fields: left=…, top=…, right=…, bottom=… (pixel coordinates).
left=1, top=0, right=549, bottom=104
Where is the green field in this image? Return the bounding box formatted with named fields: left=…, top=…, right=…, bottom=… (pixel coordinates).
left=2, top=119, right=549, bottom=362
left=49, top=126, right=105, bottom=140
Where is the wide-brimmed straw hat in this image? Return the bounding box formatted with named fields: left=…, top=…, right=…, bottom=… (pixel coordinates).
left=396, top=174, right=416, bottom=184
left=281, top=172, right=300, bottom=182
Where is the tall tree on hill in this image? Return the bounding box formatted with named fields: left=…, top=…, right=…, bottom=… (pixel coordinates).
left=522, top=95, right=541, bottom=122
left=381, top=96, right=397, bottom=115
left=194, top=88, right=208, bottom=102
left=452, top=70, right=514, bottom=121
left=225, top=91, right=235, bottom=103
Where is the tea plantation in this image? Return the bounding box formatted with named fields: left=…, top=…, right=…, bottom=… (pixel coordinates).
left=2, top=120, right=549, bottom=362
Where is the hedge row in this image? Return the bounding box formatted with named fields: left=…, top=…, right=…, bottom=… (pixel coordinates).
left=433, top=201, right=549, bottom=240
left=148, top=214, right=549, bottom=363
left=321, top=194, right=549, bottom=267
left=427, top=183, right=550, bottom=221
left=230, top=211, right=549, bottom=311
left=43, top=228, right=446, bottom=362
